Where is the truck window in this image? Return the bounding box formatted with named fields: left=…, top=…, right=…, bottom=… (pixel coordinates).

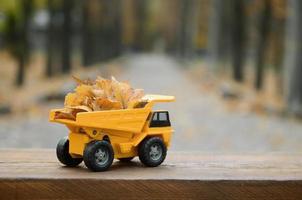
left=159, top=112, right=167, bottom=121
left=152, top=113, right=158, bottom=120
left=150, top=112, right=171, bottom=127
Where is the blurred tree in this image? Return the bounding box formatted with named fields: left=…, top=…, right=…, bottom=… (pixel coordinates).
left=61, top=0, right=73, bottom=73
left=207, top=0, right=230, bottom=71
left=46, top=0, right=55, bottom=77
left=255, top=0, right=272, bottom=90
left=133, top=0, right=147, bottom=51
left=230, top=0, right=246, bottom=82
left=156, top=0, right=181, bottom=54
left=82, top=0, right=102, bottom=66
left=82, top=0, right=121, bottom=66
left=270, top=0, right=286, bottom=95
left=194, top=0, right=210, bottom=54
left=2, top=0, right=33, bottom=86
left=283, top=0, right=302, bottom=115
left=112, top=0, right=122, bottom=57
left=82, top=0, right=93, bottom=66
left=17, top=0, right=33, bottom=86
left=99, top=0, right=122, bottom=59
left=177, top=0, right=198, bottom=58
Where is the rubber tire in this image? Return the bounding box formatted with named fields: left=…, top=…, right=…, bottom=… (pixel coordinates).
left=56, top=137, right=83, bottom=167
left=138, top=137, right=167, bottom=167
left=118, top=157, right=134, bottom=162
left=83, top=140, right=114, bottom=172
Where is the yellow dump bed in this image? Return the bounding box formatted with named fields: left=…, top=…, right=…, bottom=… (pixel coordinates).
left=49, top=94, right=175, bottom=133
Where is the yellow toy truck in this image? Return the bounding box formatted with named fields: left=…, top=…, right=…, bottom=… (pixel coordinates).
left=49, top=94, right=175, bottom=172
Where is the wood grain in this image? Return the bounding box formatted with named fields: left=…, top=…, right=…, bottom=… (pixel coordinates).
left=1, top=149, right=302, bottom=199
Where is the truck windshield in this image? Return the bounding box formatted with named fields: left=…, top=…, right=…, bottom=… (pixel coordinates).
left=149, top=111, right=171, bottom=127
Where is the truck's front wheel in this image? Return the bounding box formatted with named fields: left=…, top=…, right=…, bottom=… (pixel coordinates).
left=56, top=137, right=83, bottom=167
left=83, top=140, right=114, bottom=172
left=138, top=137, right=167, bottom=167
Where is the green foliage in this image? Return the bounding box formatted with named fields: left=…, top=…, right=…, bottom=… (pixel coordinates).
left=0, top=0, right=17, bottom=12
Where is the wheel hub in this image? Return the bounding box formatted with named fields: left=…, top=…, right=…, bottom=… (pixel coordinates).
left=95, top=148, right=108, bottom=165
left=149, top=144, right=162, bottom=161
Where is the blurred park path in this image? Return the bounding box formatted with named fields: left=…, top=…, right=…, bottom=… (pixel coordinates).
left=1, top=54, right=302, bottom=152
left=121, top=54, right=302, bottom=152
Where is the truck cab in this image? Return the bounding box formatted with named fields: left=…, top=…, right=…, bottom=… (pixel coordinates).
left=149, top=111, right=171, bottom=127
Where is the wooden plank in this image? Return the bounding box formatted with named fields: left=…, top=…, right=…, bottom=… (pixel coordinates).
left=0, top=149, right=302, bottom=199
left=1, top=149, right=302, bottom=180
left=1, top=180, right=302, bottom=200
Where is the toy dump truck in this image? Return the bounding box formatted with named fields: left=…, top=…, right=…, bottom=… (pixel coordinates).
left=49, top=94, right=175, bottom=172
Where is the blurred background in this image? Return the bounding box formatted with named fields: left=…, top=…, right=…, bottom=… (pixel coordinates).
left=1, top=0, right=302, bottom=152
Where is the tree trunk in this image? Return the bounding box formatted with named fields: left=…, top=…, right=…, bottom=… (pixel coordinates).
left=16, top=56, right=25, bottom=86
left=82, top=0, right=91, bottom=66
left=207, top=0, right=230, bottom=70
left=62, top=0, right=72, bottom=73
left=283, top=0, right=302, bottom=115
left=230, top=0, right=245, bottom=82
left=112, top=0, right=122, bottom=57
left=46, top=0, right=55, bottom=77
left=15, top=0, right=32, bottom=86
left=271, top=17, right=285, bottom=96
left=177, top=0, right=198, bottom=58
left=255, top=0, right=272, bottom=90
left=134, top=0, right=147, bottom=51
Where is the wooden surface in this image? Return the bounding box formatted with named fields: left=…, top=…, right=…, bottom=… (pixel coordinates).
left=1, top=149, right=302, bottom=199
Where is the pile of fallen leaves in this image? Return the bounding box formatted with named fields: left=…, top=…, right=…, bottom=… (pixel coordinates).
left=55, top=76, right=144, bottom=120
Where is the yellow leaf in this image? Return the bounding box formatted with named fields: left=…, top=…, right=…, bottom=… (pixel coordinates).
left=67, top=105, right=93, bottom=112
left=75, top=84, right=94, bottom=97
left=96, top=98, right=122, bottom=110
left=56, top=76, right=145, bottom=120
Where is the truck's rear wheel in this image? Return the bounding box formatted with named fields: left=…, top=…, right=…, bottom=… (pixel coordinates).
left=138, top=137, right=167, bottom=167
left=83, top=140, right=114, bottom=172
left=118, top=157, right=134, bottom=162
left=56, top=137, right=83, bottom=167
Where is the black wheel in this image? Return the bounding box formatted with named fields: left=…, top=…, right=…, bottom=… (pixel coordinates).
left=138, top=137, right=167, bottom=167
left=56, top=137, right=83, bottom=167
left=118, top=157, right=134, bottom=162
left=83, top=140, right=114, bottom=172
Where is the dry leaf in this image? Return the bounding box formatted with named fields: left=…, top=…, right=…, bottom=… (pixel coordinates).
left=96, top=98, right=122, bottom=110
left=67, top=105, right=93, bottom=112
left=56, top=76, right=144, bottom=120
left=54, top=108, right=76, bottom=120
left=75, top=84, right=94, bottom=97
left=129, top=89, right=145, bottom=102
left=72, top=75, right=95, bottom=85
